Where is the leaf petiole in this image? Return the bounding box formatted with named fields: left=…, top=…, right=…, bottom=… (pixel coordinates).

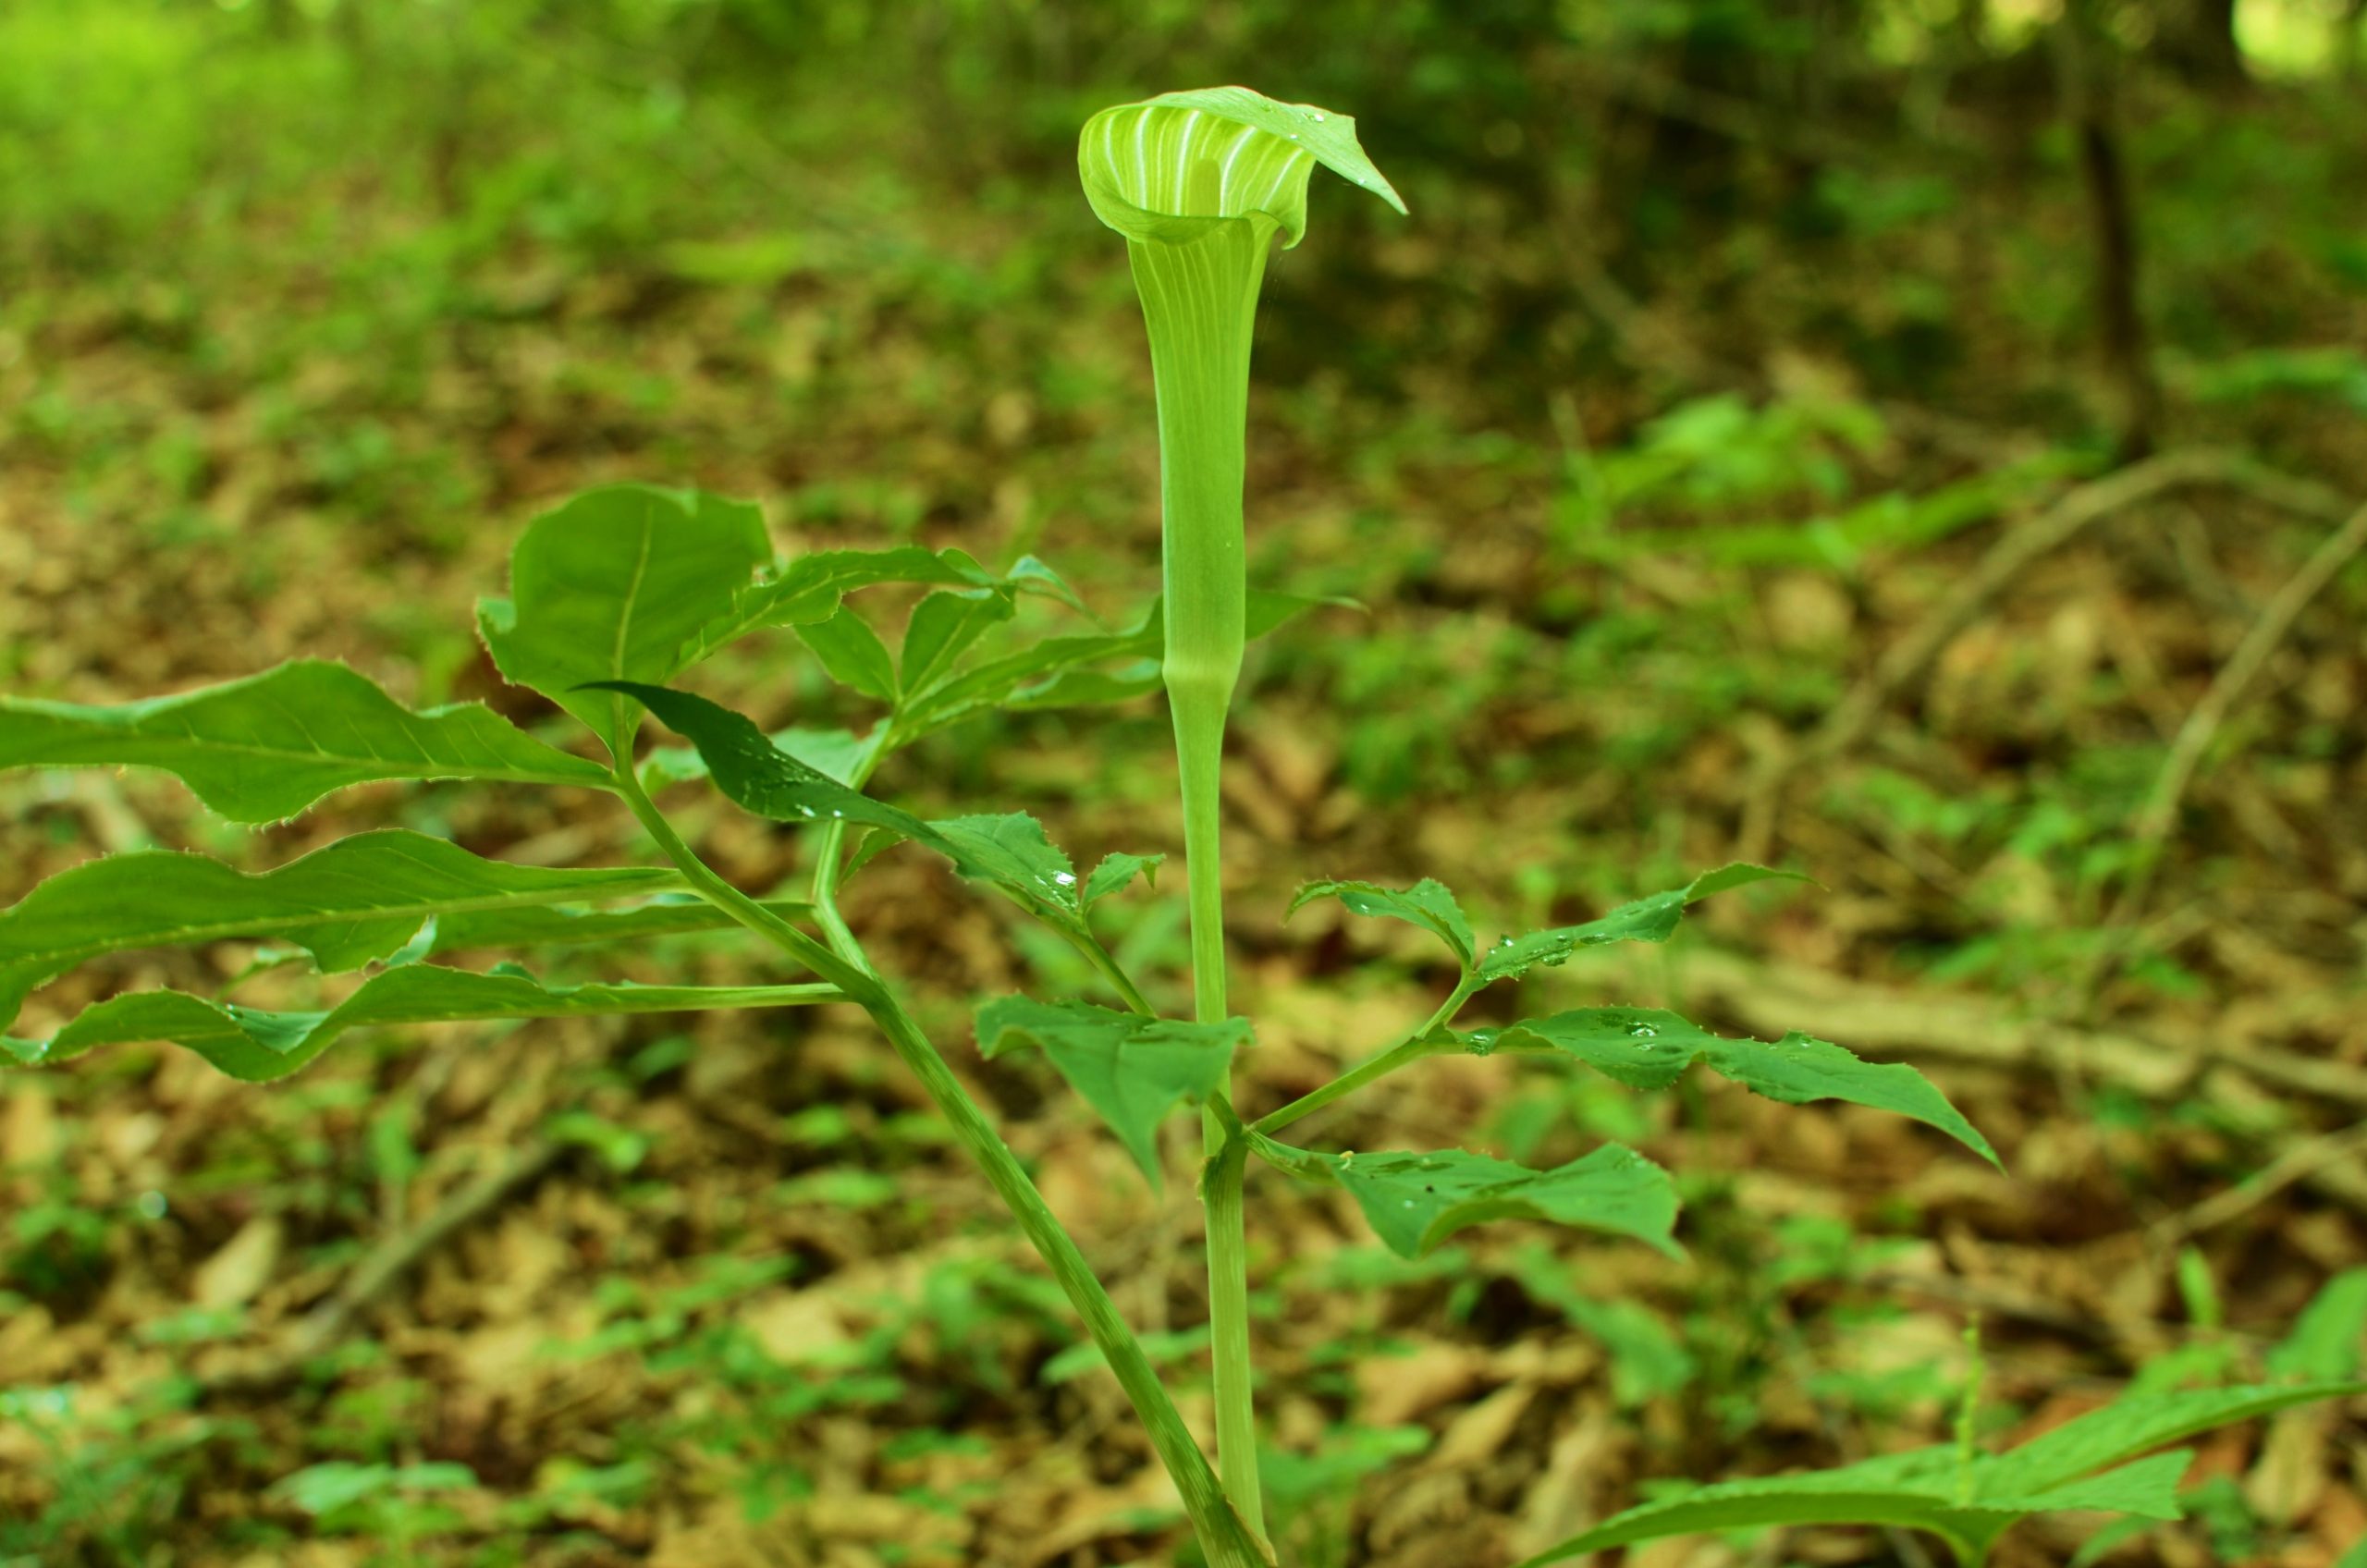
left=1254, top=977, right=1476, bottom=1135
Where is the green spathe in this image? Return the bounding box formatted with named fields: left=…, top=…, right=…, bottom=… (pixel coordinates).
left=1078, top=86, right=1405, bottom=248
left=1082, top=85, right=1403, bottom=1544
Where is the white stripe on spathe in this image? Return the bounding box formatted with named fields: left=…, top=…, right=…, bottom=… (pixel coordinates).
left=1078, top=85, right=1404, bottom=251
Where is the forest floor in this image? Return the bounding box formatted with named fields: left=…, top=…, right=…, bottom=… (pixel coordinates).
left=3, top=16, right=2366, bottom=1567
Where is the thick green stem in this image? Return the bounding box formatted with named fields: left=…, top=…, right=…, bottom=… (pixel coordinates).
left=618, top=766, right=1269, bottom=1567
left=1132, top=217, right=1273, bottom=1540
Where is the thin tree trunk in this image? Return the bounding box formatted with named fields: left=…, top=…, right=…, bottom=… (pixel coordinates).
left=2055, top=5, right=2161, bottom=459
left=2163, top=0, right=2248, bottom=86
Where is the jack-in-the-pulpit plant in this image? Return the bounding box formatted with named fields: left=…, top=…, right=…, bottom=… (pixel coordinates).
left=1, top=85, right=2354, bottom=1568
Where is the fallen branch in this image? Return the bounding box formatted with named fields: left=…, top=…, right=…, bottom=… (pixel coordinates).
left=1738, top=450, right=2354, bottom=860
left=2091, top=498, right=2367, bottom=979
left=204, top=1138, right=563, bottom=1392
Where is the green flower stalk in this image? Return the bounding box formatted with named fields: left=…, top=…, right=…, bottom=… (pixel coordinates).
left=1081, top=85, right=1404, bottom=1540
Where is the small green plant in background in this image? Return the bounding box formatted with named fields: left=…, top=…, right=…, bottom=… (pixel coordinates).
left=1, top=86, right=2356, bottom=1568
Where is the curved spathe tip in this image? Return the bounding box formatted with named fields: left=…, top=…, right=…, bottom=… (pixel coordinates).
left=1079, top=85, right=1406, bottom=250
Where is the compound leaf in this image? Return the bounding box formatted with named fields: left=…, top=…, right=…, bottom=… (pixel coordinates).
left=975, top=996, right=1249, bottom=1186
left=686, top=545, right=998, bottom=662
left=897, top=588, right=1337, bottom=739
left=5, top=964, right=836, bottom=1082
left=1290, top=877, right=1473, bottom=968
left=0, top=830, right=679, bottom=1032
left=0, top=661, right=608, bottom=823
left=478, top=485, right=772, bottom=742
left=1251, top=1134, right=1681, bottom=1260
left=1478, top=863, right=1811, bottom=985
left=1480, top=1006, right=1996, bottom=1167
left=603, top=685, right=1150, bottom=932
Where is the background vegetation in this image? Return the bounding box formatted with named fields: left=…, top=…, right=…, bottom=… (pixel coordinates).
left=2, top=0, right=2364, bottom=1563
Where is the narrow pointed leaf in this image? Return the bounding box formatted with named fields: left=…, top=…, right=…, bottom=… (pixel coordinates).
left=1290, top=878, right=1473, bottom=968
left=0, top=830, right=679, bottom=1031
left=975, top=997, right=1249, bottom=1186
left=0, top=662, right=609, bottom=823
left=1249, top=1133, right=1680, bottom=1260
left=6, top=965, right=838, bottom=1081
left=1478, top=863, right=1812, bottom=985
left=1481, top=1006, right=1996, bottom=1166
left=1083, top=852, right=1163, bottom=912
left=478, top=485, right=772, bottom=741
left=1081, top=86, right=1404, bottom=250
left=795, top=607, right=900, bottom=703
left=1517, top=1475, right=2010, bottom=1564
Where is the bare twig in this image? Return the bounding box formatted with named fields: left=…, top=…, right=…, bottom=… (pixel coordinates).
left=2090, top=498, right=2367, bottom=983
left=205, top=1139, right=563, bottom=1392
left=2150, top=1119, right=2367, bottom=1249
left=1737, top=451, right=2353, bottom=861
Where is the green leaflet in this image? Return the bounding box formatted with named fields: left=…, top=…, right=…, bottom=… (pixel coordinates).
left=1478, top=863, right=1812, bottom=985
left=641, top=725, right=865, bottom=793
left=1478, top=1006, right=1997, bottom=1167
left=684, top=545, right=1000, bottom=662
left=593, top=681, right=935, bottom=839
left=1288, top=877, right=1474, bottom=968
left=975, top=996, right=1250, bottom=1187
left=895, top=588, right=1337, bottom=740
left=3, top=963, right=837, bottom=1082
left=598, top=683, right=1149, bottom=936
left=795, top=606, right=901, bottom=703
left=1079, top=86, right=1404, bottom=250
left=900, top=587, right=1018, bottom=695
left=1248, top=1132, right=1681, bottom=1261
left=0, top=829, right=680, bottom=1032
left=1520, top=1381, right=2367, bottom=1566
left=1082, top=852, right=1163, bottom=912
left=929, top=814, right=1089, bottom=913
left=423, top=896, right=813, bottom=956
left=478, top=485, right=773, bottom=744
left=0, top=660, right=609, bottom=823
